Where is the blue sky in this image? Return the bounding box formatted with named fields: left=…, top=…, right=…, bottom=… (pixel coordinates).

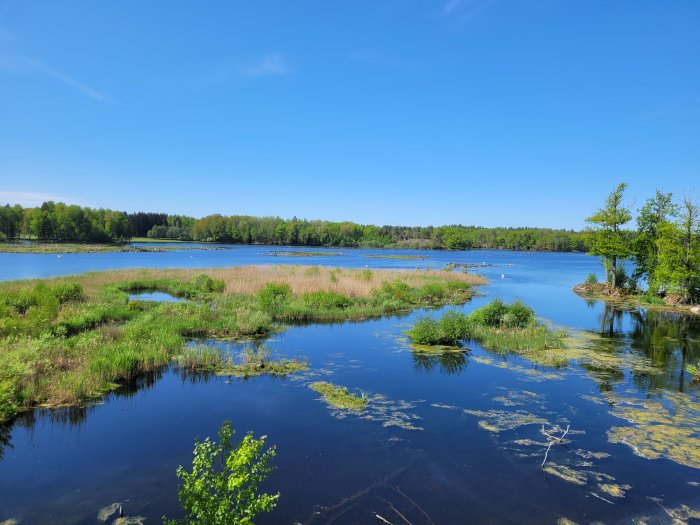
left=0, top=1, right=698, bottom=229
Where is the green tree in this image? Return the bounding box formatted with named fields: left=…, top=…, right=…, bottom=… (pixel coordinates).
left=586, top=183, right=633, bottom=289
left=163, top=420, right=278, bottom=525
left=656, top=197, right=700, bottom=303
left=633, top=190, right=677, bottom=292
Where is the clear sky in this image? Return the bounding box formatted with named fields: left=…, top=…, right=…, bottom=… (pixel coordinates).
left=0, top=1, right=698, bottom=229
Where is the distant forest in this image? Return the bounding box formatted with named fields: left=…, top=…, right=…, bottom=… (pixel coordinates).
left=0, top=201, right=588, bottom=252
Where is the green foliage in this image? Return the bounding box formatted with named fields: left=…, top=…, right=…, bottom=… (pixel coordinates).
left=586, top=183, right=633, bottom=289
left=302, top=291, right=352, bottom=309
left=309, top=381, right=367, bottom=410
left=585, top=273, right=598, bottom=285
left=654, top=198, right=700, bottom=303
left=256, top=283, right=293, bottom=313
left=163, top=420, right=278, bottom=525
left=406, top=300, right=560, bottom=353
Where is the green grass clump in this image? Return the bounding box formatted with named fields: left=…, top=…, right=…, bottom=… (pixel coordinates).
left=639, top=294, right=665, bottom=305
left=179, top=344, right=308, bottom=379
left=406, top=300, right=563, bottom=353
left=309, top=381, right=367, bottom=411
left=407, top=310, right=471, bottom=346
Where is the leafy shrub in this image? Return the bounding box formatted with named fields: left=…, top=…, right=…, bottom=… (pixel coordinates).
left=302, top=291, right=352, bottom=309
left=503, top=300, right=534, bottom=328
left=50, top=283, right=83, bottom=303
left=163, top=420, right=278, bottom=525
left=585, top=273, right=598, bottom=285
left=407, top=311, right=470, bottom=346
left=470, top=299, right=508, bottom=327
left=257, top=283, right=292, bottom=312
left=193, top=274, right=225, bottom=294
left=375, top=280, right=412, bottom=302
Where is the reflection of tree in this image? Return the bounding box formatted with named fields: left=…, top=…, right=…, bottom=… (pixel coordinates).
left=411, top=350, right=469, bottom=375
left=628, top=309, right=700, bottom=393
left=599, top=304, right=625, bottom=336
left=0, top=423, right=12, bottom=462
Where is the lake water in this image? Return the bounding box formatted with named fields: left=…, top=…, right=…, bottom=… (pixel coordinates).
left=1, top=245, right=699, bottom=524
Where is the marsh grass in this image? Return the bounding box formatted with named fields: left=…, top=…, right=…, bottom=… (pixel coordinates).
left=309, top=381, right=367, bottom=411
left=407, top=300, right=565, bottom=354
left=0, top=265, right=482, bottom=421
left=178, top=343, right=308, bottom=379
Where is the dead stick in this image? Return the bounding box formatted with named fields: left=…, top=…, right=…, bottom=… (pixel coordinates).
left=394, top=486, right=436, bottom=525
left=375, top=513, right=394, bottom=524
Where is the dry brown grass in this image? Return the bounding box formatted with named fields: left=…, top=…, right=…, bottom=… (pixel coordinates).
left=0, top=265, right=486, bottom=298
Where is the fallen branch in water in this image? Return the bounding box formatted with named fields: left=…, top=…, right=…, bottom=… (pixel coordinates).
left=541, top=424, right=571, bottom=467
left=375, top=513, right=394, bottom=524
left=381, top=499, right=414, bottom=525
left=393, top=486, right=435, bottom=525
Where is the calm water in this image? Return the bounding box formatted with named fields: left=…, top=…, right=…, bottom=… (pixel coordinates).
left=1, top=246, right=699, bottom=524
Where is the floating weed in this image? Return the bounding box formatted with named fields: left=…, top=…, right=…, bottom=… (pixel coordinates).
left=113, top=518, right=146, bottom=525
left=0, top=520, right=20, bottom=525
left=463, top=408, right=548, bottom=433
left=579, top=394, right=606, bottom=405
left=557, top=519, right=578, bottom=525
left=472, top=356, right=564, bottom=382
left=309, top=383, right=423, bottom=430
left=430, top=403, right=459, bottom=410
left=649, top=496, right=700, bottom=523
left=688, top=481, right=700, bottom=487
left=97, top=503, right=121, bottom=522
left=599, top=483, right=631, bottom=498
left=543, top=462, right=587, bottom=485
left=574, top=449, right=610, bottom=460
left=309, top=381, right=367, bottom=411
left=604, top=390, right=700, bottom=469
left=492, top=389, right=543, bottom=407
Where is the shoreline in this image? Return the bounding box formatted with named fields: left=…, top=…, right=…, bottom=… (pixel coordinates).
left=572, top=283, right=700, bottom=317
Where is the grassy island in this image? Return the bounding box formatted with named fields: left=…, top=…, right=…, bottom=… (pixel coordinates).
left=0, top=265, right=484, bottom=422
left=407, top=300, right=565, bottom=352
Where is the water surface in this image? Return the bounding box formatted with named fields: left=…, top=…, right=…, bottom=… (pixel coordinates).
left=1, top=247, right=698, bottom=524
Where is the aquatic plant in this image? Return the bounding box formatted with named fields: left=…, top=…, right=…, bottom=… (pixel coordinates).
left=309, top=381, right=367, bottom=411
left=406, top=300, right=563, bottom=353
left=163, top=420, right=278, bottom=525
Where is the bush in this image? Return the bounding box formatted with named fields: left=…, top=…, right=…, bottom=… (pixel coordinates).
left=163, top=420, right=278, bottom=525
left=193, top=274, right=225, bottom=294
left=302, top=291, right=352, bottom=309
left=257, top=283, right=292, bottom=312
left=585, top=273, right=598, bottom=285
left=503, top=300, right=534, bottom=328
left=470, top=299, right=508, bottom=327
left=407, top=311, right=470, bottom=346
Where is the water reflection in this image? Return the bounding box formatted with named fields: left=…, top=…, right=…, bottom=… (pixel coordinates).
left=411, top=349, right=469, bottom=375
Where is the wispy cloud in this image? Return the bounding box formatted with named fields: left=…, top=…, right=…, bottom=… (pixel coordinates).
left=243, top=53, right=290, bottom=77
left=0, top=54, right=111, bottom=101
left=0, top=191, right=82, bottom=207
left=440, top=0, right=495, bottom=20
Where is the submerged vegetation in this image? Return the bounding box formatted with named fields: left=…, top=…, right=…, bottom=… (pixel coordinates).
left=406, top=300, right=565, bottom=353
left=0, top=265, right=483, bottom=422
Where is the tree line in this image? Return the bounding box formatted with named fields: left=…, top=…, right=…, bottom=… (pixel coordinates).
left=0, top=200, right=587, bottom=251
left=586, top=183, right=700, bottom=303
